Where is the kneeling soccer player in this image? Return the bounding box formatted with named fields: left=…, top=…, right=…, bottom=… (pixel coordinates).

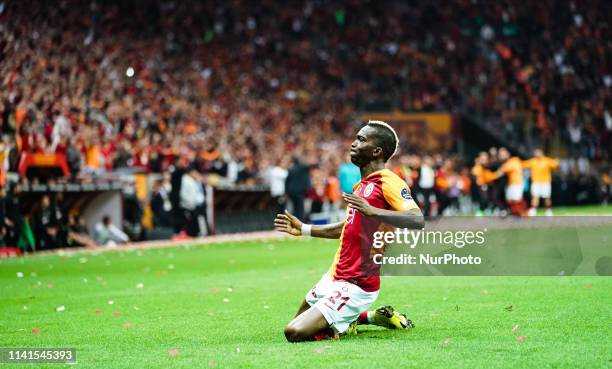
left=274, top=121, right=425, bottom=342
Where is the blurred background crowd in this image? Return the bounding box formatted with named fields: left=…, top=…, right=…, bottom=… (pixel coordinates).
left=0, top=0, right=610, bottom=250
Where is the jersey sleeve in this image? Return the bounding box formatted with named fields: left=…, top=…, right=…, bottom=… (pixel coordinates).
left=548, top=157, right=559, bottom=170
left=381, top=172, right=420, bottom=211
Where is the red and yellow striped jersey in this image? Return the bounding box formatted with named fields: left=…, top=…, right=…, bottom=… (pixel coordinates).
left=329, top=169, right=419, bottom=292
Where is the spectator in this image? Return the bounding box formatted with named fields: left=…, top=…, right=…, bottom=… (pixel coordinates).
left=338, top=160, right=361, bottom=195
left=31, top=194, right=61, bottom=249
left=263, top=158, right=289, bottom=216
left=0, top=186, right=7, bottom=246
left=67, top=214, right=98, bottom=248
left=150, top=178, right=173, bottom=229
left=285, top=156, right=311, bottom=221
left=123, top=187, right=144, bottom=241
left=417, top=156, right=436, bottom=217
left=4, top=182, right=23, bottom=247
left=93, top=215, right=129, bottom=247
left=180, top=166, right=208, bottom=237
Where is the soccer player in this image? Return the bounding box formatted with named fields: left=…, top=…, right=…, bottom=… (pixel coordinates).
left=274, top=121, right=425, bottom=342
left=522, top=149, right=559, bottom=216
left=471, top=152, right=490, bottom=215
left=495, top=148, right=525, bottom=216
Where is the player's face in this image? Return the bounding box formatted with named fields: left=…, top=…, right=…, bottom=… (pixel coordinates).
left=350, top=126, right=380, bottom=166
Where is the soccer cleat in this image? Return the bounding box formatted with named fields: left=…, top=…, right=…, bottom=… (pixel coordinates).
left=371, top=305, right=415, bottom=329
left=345, top=321, right=359, bottom=336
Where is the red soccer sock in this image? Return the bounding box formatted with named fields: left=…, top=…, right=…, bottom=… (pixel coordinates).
left=358, top=311, right=370, bottom=324
left=509, top=201, right=525, bottom=216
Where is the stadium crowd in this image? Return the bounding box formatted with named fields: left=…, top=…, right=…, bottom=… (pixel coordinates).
left=0, top=0, right=610, bottom=249
left=2, top=0, right=611, bottom=177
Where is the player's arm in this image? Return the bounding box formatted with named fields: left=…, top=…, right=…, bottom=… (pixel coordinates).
left=342, top=193, right=424, bottom=229
left=549, top=157, right=560, bottom=170
left=274, top=210, right=345, bottom=239
left=494, top=161, right=508, bottom=179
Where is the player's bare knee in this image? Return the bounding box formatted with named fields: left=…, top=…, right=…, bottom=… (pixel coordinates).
left=283, top=324, right=305, bottom=342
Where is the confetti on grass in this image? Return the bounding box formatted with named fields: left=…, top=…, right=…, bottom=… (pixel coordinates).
left=442, top=338, right=450, bottom=345
left=112, top=312, right=122, bottom=316
left=56, top=306, right=65, bottom=312
left=512, top=325, right=519, bottom=333
left=31, top=329, right=41, bottom=334
left=95, top=310, right=103, bottom=315
left=516, top=335, right=527, bottom=341
left=168, top=349, right=178, bottom=356
left=314, top=346, right=332, bottom=353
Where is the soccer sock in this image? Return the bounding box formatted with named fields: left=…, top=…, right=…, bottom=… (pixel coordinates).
left=509, top=201, right=524, bottom=216
left=358, top=311, right=374, bottom=324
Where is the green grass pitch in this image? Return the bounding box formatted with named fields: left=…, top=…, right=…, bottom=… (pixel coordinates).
left=1, top=232, right=611, bottom=369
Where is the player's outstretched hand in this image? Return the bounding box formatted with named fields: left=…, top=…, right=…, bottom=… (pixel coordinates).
left=274, top=210, right=303, bottom=236
left=342, top=193, right=376, bottom=216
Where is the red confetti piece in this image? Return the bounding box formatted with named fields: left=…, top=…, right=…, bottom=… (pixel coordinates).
left=516, top=335, right=527, bottom=341
left=95, top=310, right=103, bottom=315
left=31, top=329, right=41, bottom=334
left=584, top=284, right=593, bottom=289
left=112, top=312, right=122, bottom=316
left=168, top=349, right=178, bottom=356
left=210, top=288, right=219, bottom=294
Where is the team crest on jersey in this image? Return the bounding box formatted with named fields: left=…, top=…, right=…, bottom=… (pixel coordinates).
left=364, top=183, right=375, bottom=197
left=401, top=188, right=412, bottom=199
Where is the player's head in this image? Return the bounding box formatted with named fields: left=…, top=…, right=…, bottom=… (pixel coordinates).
left=102, top=215, right=111, bottom=226
left=477, top=151, right=489, bottom=164
left=350, top=120, right=398, bottom=167
left=533, top=148, right=543, bottom=157
left=498, top=147, right=510, bottom=161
